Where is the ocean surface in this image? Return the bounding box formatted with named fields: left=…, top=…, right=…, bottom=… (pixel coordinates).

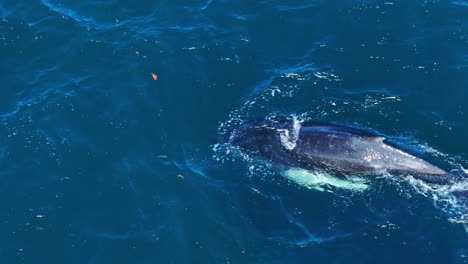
left=1, top=0, right=467, bottom=263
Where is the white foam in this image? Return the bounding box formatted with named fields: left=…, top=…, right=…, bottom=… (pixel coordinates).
left=283, top=168, right=369, bottom=192
left=277, top=117, right=302, bottom=150
left=406, top=176, right=468, bottom=223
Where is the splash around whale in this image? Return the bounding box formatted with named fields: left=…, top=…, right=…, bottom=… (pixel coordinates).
left=229, top=119, right=458, bottom=185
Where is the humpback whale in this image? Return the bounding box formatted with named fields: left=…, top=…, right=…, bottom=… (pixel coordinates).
left=230, top=120, right=454, bottom=184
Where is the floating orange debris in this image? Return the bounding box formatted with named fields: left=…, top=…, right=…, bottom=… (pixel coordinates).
left=151, top=73, right=158, bottom=80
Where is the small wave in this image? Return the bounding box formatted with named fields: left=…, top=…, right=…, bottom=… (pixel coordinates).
left=39, top=0, right=126, bottom=30
left=200, top=0, right=214, bottom=10
left=406, top=176, right=468, bottom=223
left=453, top=0, right=468, bottom=7
left=252, top=191, right=357, bottom=247
left=275, top=3, right=320, bottom=12
left=0, top=72, right=84, bottom=119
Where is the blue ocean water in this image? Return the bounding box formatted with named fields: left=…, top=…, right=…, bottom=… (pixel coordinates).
left=1, top=0, right=467, bottom=263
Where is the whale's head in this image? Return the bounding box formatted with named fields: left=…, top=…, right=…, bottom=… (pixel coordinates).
left=229, top=121, right=295, bottom=162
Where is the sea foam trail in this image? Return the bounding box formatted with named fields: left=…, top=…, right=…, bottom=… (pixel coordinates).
left=406, top=175, right=468, bottom=224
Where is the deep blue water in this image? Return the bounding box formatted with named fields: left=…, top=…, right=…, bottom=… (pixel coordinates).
left=1, top=0, right=468, bottom=263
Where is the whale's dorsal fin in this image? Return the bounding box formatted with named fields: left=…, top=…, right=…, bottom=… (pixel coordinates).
left=368, top=136, right=386, bottom=142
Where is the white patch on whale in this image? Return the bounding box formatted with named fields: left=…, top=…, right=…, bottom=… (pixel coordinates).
left=277, top=117, right=302, bottom=150
left=283, top=168, right=369, bottom=192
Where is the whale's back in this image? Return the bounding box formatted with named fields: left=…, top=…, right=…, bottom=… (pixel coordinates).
left=294, top=124, right=447, bottom=179
left=230, top=121, right=449, bottom=182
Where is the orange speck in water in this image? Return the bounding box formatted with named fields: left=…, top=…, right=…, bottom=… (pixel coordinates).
left=151, top=73, right=158, bottom=80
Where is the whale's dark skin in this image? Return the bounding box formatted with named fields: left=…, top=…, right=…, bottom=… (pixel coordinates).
left=230, top=121, right=453, bottom=184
